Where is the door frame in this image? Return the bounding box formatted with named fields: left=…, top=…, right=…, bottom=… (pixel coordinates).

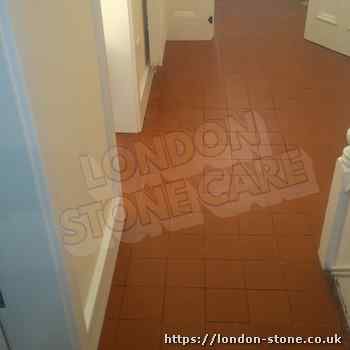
left=96, top=0, right=154, bottom=133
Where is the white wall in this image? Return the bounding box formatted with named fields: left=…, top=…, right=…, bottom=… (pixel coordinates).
left=0, top=5, right=79, bottom=349
left=0, top=0, right=122, bottom=350
left=7, top=0, right=115, bottom=308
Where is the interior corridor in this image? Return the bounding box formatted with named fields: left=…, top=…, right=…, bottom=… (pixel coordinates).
left=99, top=0, right=350, bottom=348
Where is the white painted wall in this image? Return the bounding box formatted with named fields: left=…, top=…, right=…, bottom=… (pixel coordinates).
left=0, top=5, right=81, bottom=349
left=1, top=0, right=124, bottom=349
left=7, top=0, right=115, bottom=308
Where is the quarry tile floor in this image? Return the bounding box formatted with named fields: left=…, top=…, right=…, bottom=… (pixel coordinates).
left=99, top=0, right=350, bottom=348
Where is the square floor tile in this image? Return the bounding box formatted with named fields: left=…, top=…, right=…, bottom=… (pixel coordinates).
left=164, top=288, right=205, bottom=323
left=226, top=75, right=250, bottom=111
left=121, top=286, right=164, bottom=320
left=205, top=236, right=236, bottom=259
left=240, top=211, right=273, bottom=235
left=248, top=291, right=291, bottom=325
left=127, top=258, right=166, bottom=287
left=276, top=237, right=317, bottom=262
left=172, top=224, right=204, bottom=236
left=289, top=291, right=341, bottom=326
left=106, top=286, right=125, bottom=320
left=132, top=234, right=169, bottom=259
left=99, top=319, right=118, bottom=350
left=206, top=261, right=245, bottom=289
left=273, top=213, right=312, bottom=235
left=113, top=247, right=131, bottom=286
left=169, top=234, right=204, bottom=259
left=116, top=320, right=161, bottom=350
left=204, top=215, right=240, bottom=236
left=206, top=289, right=249, bottom=322
left=244, top=262, right=285, bottom=290
left=282, top=263, right=330, bottom=291
left=239, top=237, right=277, bottom=260
left=167, top=259, right=205, bottom=287
left=247, top=78, right=275, bottom=110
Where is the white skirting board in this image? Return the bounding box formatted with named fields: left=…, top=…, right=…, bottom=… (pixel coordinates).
left=84, top=197, right=125, bottom=350
left=334, top=274, right=350, bottom=328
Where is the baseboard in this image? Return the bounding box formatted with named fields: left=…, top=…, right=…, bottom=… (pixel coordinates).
left=84, top=197, right=125, bottom=350
left=334, top=275, right=350, bottom=328
left=330, top=267, right=350, bottom=277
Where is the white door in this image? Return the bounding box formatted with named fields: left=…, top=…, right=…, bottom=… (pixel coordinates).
left=167, top=0, right=215, bottom=41
left=305, top=0, right=350, bottom=56
left=147, top=0, right=168, bottom=66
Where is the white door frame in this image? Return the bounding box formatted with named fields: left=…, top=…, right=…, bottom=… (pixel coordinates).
left=97, top=0, right=155, bottom=133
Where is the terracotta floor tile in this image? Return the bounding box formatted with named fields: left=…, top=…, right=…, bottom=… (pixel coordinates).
left=244, top=262, right=285, bottom=290
left=276, top=236, right=318, bottom=263
left=206, top=289, right=249, bottom=322
left=106, top=285, right=125, bottom=320
left=206, top=260, right=245, bottom=289
left=164, top=288, right=205, bottom=323
left=116, top=320, right=161, bottom=350
left=127, top=258, right=166, bottom=287
left=282, top=262, right=330, bottom=291
left=248, top=290, right=291, bottom=325
left=113, top=246, right=131, bottom=286
left=204, top=74, right=227, bottom=109
left=132, top=234, right=169, bottom=259
left=172, top=108, right=205, bottom=131
left=98, top=319, right=118, bottom=350
left=238, top=237, right=278, bottom=260
left=204, top=214, right=240, bottom=236
left=105, top=0, right=349, bottom=346
left=120, top=286, right=164, bottom=320
left=226, top=75, right=250, bottom=111
left=197, top=132, right=232, bottom=159
left=204, top=109, right=230, bottom=121
left=167, top=259, right=205, bottom=288
left=289, top=291, right=341, bottom=327
left=247, top=78, right=275, bottom=110
left=257, top=109, right=281, bottom=132
left=205, top=236, right=236, bottom=259
left=168, top=233, right=204, bottom=259
left=171, top=224, right=204, bottom=236
left=273, top=213, right=312, bottom=236
left=240, top=211, right=274, bottom=235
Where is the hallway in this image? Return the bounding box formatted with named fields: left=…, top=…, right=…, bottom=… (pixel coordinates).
left=100, top=0, right=350, bottom=348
